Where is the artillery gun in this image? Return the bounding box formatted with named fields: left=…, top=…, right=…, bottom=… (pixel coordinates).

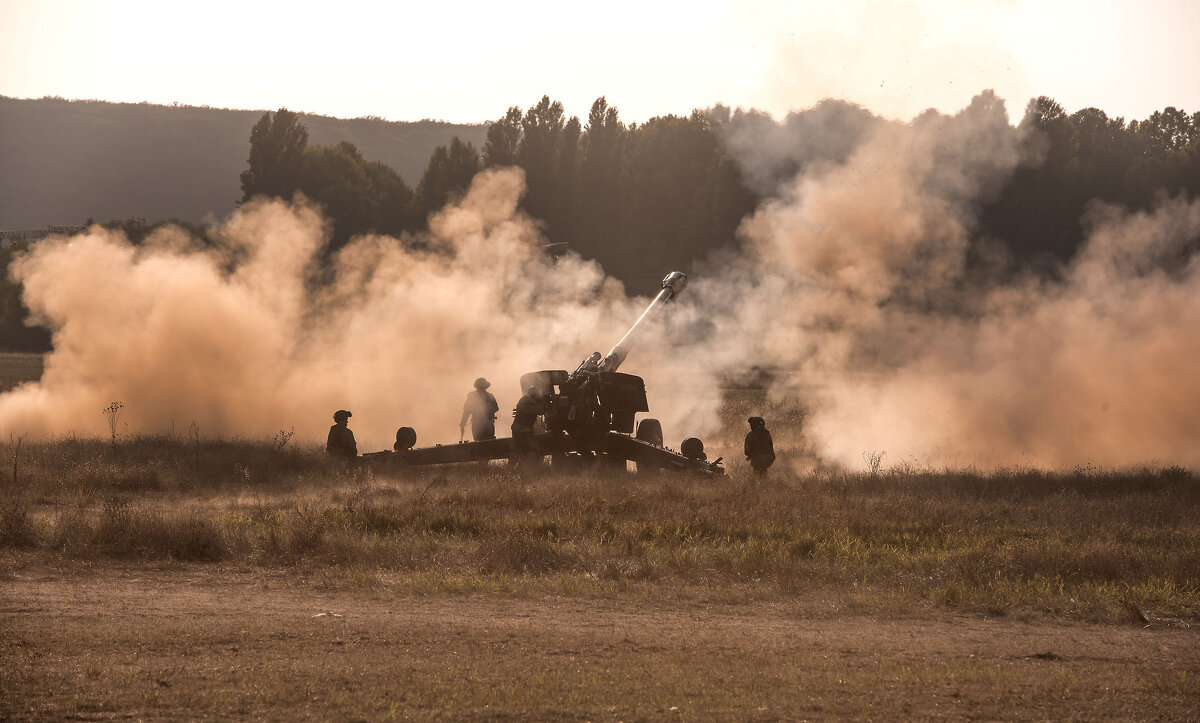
left=366, top=272, right=723, bottom=475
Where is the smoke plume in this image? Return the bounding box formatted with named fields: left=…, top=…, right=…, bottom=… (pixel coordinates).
left=0, top=168, right=690, bottom=451
left=700, top=90, right=1200, bottom=470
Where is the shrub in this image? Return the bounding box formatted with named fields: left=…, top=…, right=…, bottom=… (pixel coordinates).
left=478, top=532, right=575, bottom=575
left=0, top=500, right=37, bottom=548
left=165, top=515, right=226, bottom=562
left=69, top=459, right=163, bottom=492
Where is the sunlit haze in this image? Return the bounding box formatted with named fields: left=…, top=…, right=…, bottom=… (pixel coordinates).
left=4, top=0, right=1200, bottom=471
left=3, top=0, right=1198, bottom=123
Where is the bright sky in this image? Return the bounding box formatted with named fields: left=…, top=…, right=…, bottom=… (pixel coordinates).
left=2, top=0, right=1198, bottom=125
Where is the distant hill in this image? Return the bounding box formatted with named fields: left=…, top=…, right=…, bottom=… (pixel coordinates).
left=0, top=96, right=488, bottom=230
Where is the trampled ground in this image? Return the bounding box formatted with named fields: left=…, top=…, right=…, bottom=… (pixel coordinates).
left=3, top=566, right=1197, bottom=721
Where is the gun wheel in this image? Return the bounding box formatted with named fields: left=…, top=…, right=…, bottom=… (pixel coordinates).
left=680, top=437, right=706, bottom=461
left=394, top=426, right=417, bottom=451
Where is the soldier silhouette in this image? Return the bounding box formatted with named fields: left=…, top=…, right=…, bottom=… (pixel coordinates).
left=326, top=409, right=358, bottom=459
left=744, top=416, right=775, bottom=476
left=460, top=377, right=500, bottom=441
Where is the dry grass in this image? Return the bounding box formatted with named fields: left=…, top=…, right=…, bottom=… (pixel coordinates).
left=3, top=433, right=1198, bottom=624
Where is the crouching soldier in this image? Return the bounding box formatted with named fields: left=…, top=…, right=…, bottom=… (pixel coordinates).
left=326, top=409, right=358, bottom=459
left=510, top=386, right=544, bottom=467
left=744, top=416, right=775, bottom=476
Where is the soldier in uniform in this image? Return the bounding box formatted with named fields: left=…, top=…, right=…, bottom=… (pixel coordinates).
left=744, top=416, right=775, bottom=476
left=326, top=409, right=358, bottom=459
left=460, top=377, right=500, bottom=441
left=510, top=386, right=544, bottom=466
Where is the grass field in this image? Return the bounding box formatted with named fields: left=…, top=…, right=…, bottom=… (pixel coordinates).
left=1, top=356, right=1199, bottom=718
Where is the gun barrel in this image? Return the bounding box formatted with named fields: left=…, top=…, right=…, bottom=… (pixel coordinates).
left=598, top=271, right=688, bottom=372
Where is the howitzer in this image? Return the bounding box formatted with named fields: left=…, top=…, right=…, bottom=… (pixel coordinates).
left=365, top=271, right=723, bottom=475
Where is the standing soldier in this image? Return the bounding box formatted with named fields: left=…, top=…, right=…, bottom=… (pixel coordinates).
left=744, top=416, right=775, bottom=476
left=510, top=386, right=544, bottom=466
left=460, top=377, right=500, bottom=441
left=326, top=409, right=358, bottom=459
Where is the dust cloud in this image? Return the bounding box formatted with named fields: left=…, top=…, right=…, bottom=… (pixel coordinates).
left=0, top=168, right=674, bottom=451
left=4, top=92, right=1199, bottom=470
left=699, top=91, right=1200, bottom=470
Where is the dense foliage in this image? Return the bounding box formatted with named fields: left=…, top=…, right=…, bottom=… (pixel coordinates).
left=0, top=239, right=51, bottom=350
left=237, top=98, right=757, bottom=283
left=238, top=95, right=1200, bottom=289
left=481, top=97, right=759, bottom=286
left=986, top=98, right=1200, bottom=269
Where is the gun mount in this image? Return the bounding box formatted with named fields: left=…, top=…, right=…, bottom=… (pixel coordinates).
left=366, top=271, right=723, bottom=475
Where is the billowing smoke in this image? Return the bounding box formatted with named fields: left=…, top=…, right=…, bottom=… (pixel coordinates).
left=710, top=99, right=880, bottom=198
left=0, top=168, right=693, bottom=451
left=5, top=91, right=1199, bottom=470
left=699, top=90, right=1200, bottom=470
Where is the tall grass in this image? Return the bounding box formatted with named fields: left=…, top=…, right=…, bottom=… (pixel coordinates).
left=2, top=434, right=1198, bottom=622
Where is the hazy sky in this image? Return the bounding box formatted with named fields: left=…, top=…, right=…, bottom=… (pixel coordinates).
left=2, top=0, right=1198, bottom=124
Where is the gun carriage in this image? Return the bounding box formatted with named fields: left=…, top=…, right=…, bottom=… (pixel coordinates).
left=365, top=272, right=723, bottom=475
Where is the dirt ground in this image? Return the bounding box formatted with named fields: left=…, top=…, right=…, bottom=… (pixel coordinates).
left=2, top=566, right=1197, bottom=721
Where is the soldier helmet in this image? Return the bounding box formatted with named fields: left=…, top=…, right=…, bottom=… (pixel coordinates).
left=748, top=416, right=765, bottom=429
left=474, top=377, right=491, bottom=390
left=333, top=409, right=352, bottom=422
left=526, top=386, right=541, bottom=397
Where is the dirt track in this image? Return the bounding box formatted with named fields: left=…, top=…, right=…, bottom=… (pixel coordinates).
left=2, top=567, right=1197, bottom=720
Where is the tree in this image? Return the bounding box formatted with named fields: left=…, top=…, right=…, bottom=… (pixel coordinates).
left=296, top=141, right=416, bottom=249
left=621, top=113, right=729, bottom=279
left=980, top=97, right=1084, bottom=267
left=1070, top=107, right=1132, bottom=203
left=0, top=237, right=52, bottom=352
left=296, top=141, right=377, bottom=243
left=1127, top=107, right=1199, bottom=201
left=473, top=95, right=759, bottom=287
left=1184, top=114, right=1200, bottom=192
left=556, top=116, right=582, bottom=246
left=239, top=108, right=309, bottom=202
left=519, top=96, right=569, bottom=233
left=236, top=108, right=425, bottom=250
left=415, top=137, right=482, bottom=219
left=482, top=107, right=523, bottom=167
left=364, top=158, right=416, bottom=237
left=577, top=97, right=628, bottom=260
left=1135, top=107, right=1198, bottom=154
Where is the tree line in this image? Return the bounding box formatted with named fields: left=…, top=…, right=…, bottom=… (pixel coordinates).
left=240, top=95, right=1200, bottom=283
left=986, top=98, right=1200, bottom=268
left=3, top=95, right=1199, bottom=350
left=238, top=98, right=759, bottom=286
left=239, top=108, right=482, bottom=247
